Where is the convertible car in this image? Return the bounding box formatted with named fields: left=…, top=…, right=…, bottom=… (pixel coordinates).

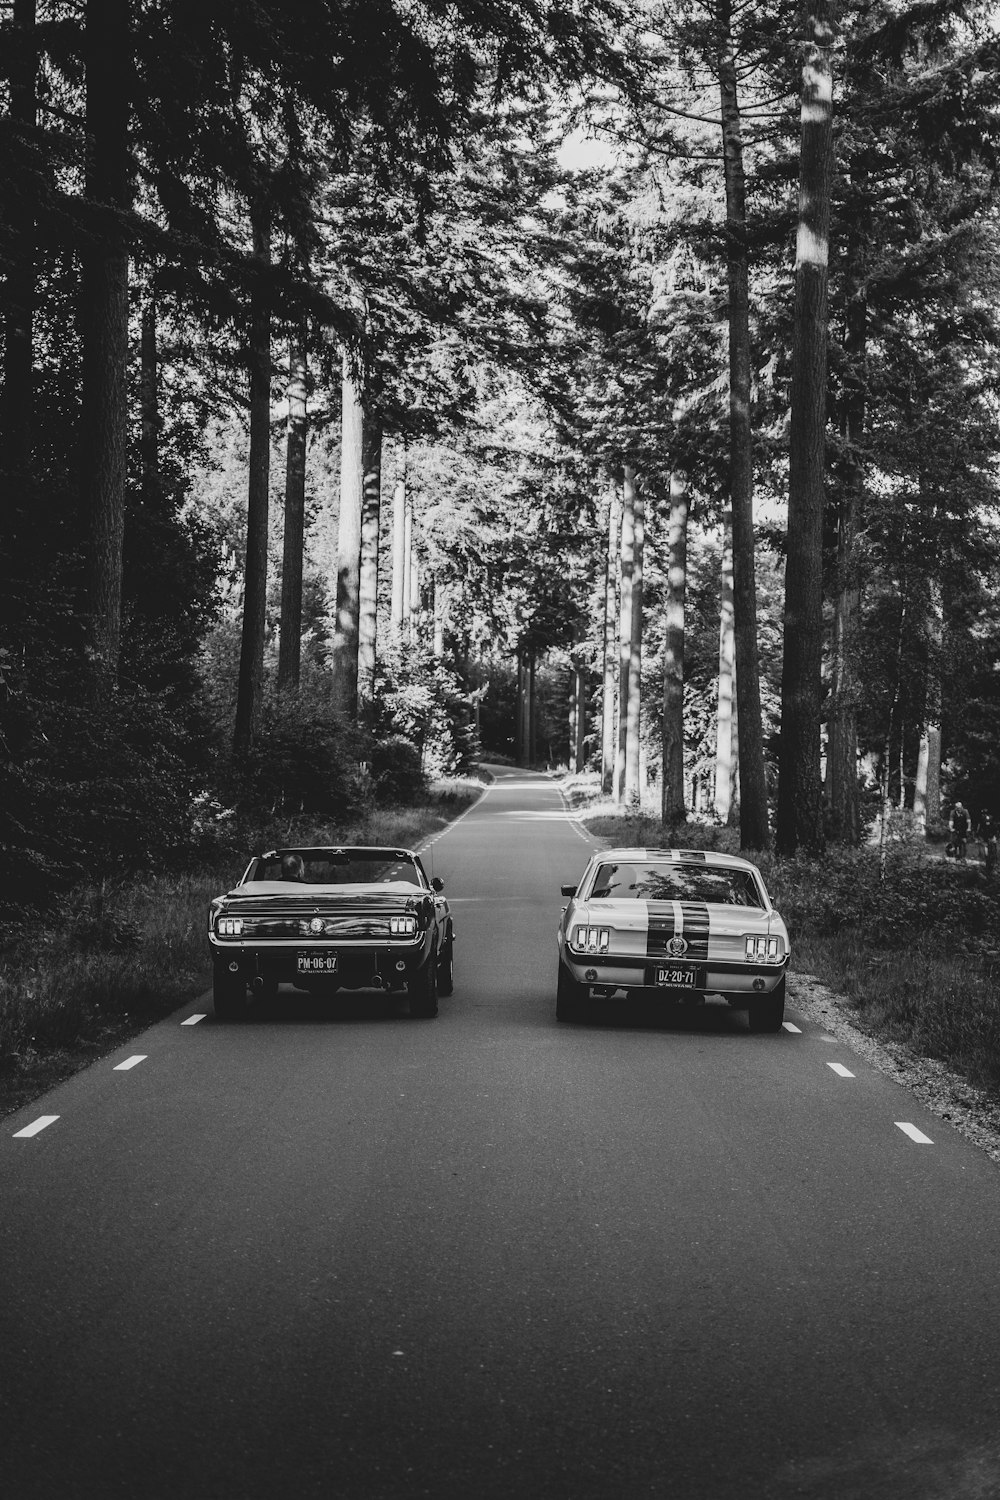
left=557, top=847, right=789, bottom=1031
left=209, top=846, right=453, bottom=1020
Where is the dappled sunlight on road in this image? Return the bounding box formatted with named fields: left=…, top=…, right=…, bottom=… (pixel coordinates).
left=482, top=779, right=564, bottom=793
left=487, top=809, right=584, bottom=821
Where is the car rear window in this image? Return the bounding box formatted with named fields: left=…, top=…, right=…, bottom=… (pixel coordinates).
left=250, top=852, right=423, bottom=886
left=588, top=862, right=762, bottom=907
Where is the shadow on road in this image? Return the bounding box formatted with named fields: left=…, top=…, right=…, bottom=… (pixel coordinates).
left=215, top=989, right=415, bottom=1025
left=553, top=998, right=762, bottom=1036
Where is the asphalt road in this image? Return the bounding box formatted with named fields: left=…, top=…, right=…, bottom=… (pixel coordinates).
left=4, top=767, right=1000, bottom=1500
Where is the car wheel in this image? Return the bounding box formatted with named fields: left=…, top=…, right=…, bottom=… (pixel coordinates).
left=408, top=955, right=439, bottom=1019
left=556, top=961, right=589, bottom=1022
left=213, top=965, right=248, bottom=1021
left=747, top=977, right=785, bottom=1033
left=436, top=934, right=455, bottom=997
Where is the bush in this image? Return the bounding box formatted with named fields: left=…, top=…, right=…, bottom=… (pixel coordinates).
left=370, top=735, right=428, bottom=806
left=225, top=697, right=360, bottom=820
left=761, top=845, right=1000, bottom=950
left=1, top=683, right=204, bottom=917
left=374, top=646, right=479, bottom=776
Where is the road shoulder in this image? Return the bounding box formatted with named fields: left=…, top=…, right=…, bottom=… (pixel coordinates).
left=791, top=970, right=1000, bottom=1168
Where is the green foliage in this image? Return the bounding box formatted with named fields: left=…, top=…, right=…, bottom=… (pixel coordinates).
left=761, top=846, right=1000, bottom=950
left=57, top=885, right=144, bottom=955
left=370, top=735, right=428, bottom=807
left=1, top=682, right=206, bottom=917
left=224, top=696, right=361, bottom=822
left=375, top=645, right=479, bottom=776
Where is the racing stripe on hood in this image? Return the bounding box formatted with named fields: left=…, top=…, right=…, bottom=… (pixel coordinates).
left=678, top=901, right=710, bottom=960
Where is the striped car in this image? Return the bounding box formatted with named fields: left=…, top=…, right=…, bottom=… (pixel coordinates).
left=556, top=847, right=789, bottom=1031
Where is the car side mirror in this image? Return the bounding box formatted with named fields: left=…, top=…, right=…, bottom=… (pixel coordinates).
left=431, top=877, right=444, bottom=893
left=561, top=884, right=578, bottom=897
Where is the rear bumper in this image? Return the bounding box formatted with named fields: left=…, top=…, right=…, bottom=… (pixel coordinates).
left=210, top=938, right=432, bottom=991
left=560, top=949, right=787, bottom=1003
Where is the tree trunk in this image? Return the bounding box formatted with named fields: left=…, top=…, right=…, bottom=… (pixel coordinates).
left=827, top=528, right=861, bottom=840
left=391, top=475, right=406, bottom=638
left=624, top=481, right=644, bottom=806
left=277, top=329, right=307, bottom=692
left=331, top=350, right=365, bottom=720
left=879, top=586, right=907, bottom=881
left=357, top=417, right=381, bottom=724
left=233, top=191, right=272, bottom=757
left=81, top=0, right=130, bottom=694
left=662, top=473, right=689, bottom=826
left=914, top=578, right=943, bottom=832
left=601, top=482, right=620, bottom=795
left=570, top=620, right=587, bottom=775
left=401, top=494, right=412, bottom=637
left=569, top=671, right=578, bottom=769
left=776, top=0, right=836, bottom=856
left=718, top=0, right=770, bottom=849
left=516, top=649, right=526, bottom=765
left=432, top=581, right=446, bottom=659
left=827, top=224, right=866, bottom=843
left=4, top=0, right=37, bottom=472
left=614, top=466, right=637, bottom=804
left=574, top=661, right=587, bottom=772
left=528, top=649, right=537, bottom=768
left=730, top=647, right=740, bottom=813
left=713, top=505, right=735, bottom=822
left=408, top=533, right=420, bottom=645
left=139, top=294, right=158, bottom=508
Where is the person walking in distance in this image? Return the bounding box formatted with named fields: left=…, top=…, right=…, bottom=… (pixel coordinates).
left=950, top=801, right=970, bottom=860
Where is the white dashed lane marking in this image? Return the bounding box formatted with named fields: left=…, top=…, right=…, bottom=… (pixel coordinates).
left=896, top=1122, right=934, bottom=1144
left=13, top=1115, right=59, bottom=1138
left=782, top=1022, right=802, bottom=1033
left=827, top=1062, right=855, bottom=1078
left=181, top=1014, right=206, bottom=1025
left=113, top=1055, right=146, bottom=1072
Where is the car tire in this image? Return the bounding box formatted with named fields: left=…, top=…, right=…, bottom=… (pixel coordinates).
left=747, top=976, right=785, bottom=1033
left=437, top=934, right=455, bottom=997
left=556, top=961, right=589, bottom=1022
left=408, top=955, right=439, bottom=1019
left=213, top=965, right=248, bottom=1021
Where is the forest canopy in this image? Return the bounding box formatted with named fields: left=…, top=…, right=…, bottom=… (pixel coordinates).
left=3, top=0, right=1000, bottom=912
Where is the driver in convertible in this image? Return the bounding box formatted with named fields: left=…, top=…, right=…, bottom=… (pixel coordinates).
left=281, top=853, right=306, bottom=882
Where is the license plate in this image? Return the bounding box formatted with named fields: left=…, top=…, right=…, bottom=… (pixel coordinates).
left=654, top=965, right=697, bottom=988
left=297, top=952, right=339, bottom=974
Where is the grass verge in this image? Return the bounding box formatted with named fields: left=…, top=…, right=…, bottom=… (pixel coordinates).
left=0, top=780, right=483, bottom=1118
left=580, top=802, right=1000, bottom=1097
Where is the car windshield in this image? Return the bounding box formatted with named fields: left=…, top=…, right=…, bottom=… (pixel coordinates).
left=249, top=851, right=424, bottom=887
left=588, top=861, right=762, bottom=907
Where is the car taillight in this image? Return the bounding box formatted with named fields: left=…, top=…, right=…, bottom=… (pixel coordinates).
left=217, top=917, right=244, bottom=936
left=571, top=925, right=611, bottom=954
left=390, top=915, right=418, bottom=936
left=745, top=935, right=782, bottom=963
